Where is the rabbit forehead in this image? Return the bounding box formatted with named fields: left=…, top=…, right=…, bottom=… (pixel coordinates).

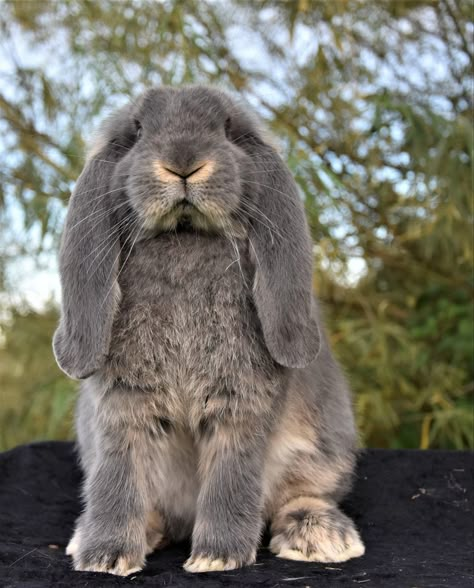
left=138, top=86, right=228, bottom=132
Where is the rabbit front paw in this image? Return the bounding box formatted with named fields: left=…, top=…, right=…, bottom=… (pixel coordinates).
left=74, top=540, right=145, bottom=576
left=67, top=521, right=146, bottom=576
left=184, top=550, right=256, bottom=573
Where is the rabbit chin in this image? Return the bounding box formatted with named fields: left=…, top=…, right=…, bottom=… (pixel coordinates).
left=143, top=204, right=244, bottom=237
left=144, top=206, right=224, bottom=234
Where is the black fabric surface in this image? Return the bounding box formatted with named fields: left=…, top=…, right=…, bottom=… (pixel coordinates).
left=0, top=442, right=472, bottom=588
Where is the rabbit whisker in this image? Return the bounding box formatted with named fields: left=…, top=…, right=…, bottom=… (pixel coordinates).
left=240, top=193, right=295, bottom=241
left=221, top=221, right=246, bottom=284
left=85, top=212, right=137, bottom=272
left=66, top=193, right=129, bottom=234
left=231, top=209, right=263, bottom=268
left=72, top=184, right=126, bottom=205
left=100, top=216, right=147, bottom=308
left=71, top=200, right=132, bottom=252
left=85, top=214, right=139, bottom=286
left=89, top=216, right=139, bottom=292
left=239, top=200, right=284, bottom=244
left=242, top=179, right=302, bottom=206
left=89, top=158, right=123, bottom=165
left=248, top=235, right=261, bottom=268
left=71, top=178, right=128, bottom=199
left=65, top=205, right=111, bottom=234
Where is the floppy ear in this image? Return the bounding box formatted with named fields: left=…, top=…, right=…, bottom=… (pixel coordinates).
left=246, top=142, right=320, bottom=368
left=53, top=116, right=132, bottom=379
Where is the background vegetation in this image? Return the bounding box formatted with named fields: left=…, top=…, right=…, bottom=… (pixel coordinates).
left=0, top=0, right=472, bottom=451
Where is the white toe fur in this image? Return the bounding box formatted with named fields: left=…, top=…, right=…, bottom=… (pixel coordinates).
left=271, top=527, right=365, bottom=563
left=184, top=554, right=247, bottom=573
left=74, top=556, right=143, bottom=576
left=270, top=496, right=365, bottom=563
left=109, top=557, right=143, bottom=576
left=65, top=531, right=80, bottom=557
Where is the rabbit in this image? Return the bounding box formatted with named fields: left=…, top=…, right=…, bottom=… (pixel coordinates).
left=53, top=85, right=365, bottom=576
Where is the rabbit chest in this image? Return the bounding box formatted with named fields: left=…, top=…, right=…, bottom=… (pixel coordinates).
left=103, top=231, right=281, bottom=425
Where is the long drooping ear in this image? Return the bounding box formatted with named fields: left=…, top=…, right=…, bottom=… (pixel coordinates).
left=245, top=141, right=320, bottom=368
left=53, top=110, right=134, bottom=379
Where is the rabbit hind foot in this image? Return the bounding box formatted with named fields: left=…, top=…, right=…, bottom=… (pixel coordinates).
left=270, top=496, right=365, bottom=563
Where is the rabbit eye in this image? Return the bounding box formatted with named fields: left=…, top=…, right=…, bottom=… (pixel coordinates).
left=134, top=119, right=142, bottom=139
left=224, top=116, right=232, bottom=139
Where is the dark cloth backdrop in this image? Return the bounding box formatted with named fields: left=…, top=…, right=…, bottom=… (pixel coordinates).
left=0, top=442, right=472, bottom=587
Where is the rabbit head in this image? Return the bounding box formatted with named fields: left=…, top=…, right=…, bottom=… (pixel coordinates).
left=53, top=86, right=320, bottom=380
left=118, top=86, right=252, bottom=234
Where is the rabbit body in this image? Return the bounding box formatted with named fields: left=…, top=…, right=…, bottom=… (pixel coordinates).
left=103, top=232, right=279, bottom=425
left=77, top=233, right=276, bottom=538
left=55, top=86, right=365, bottom=575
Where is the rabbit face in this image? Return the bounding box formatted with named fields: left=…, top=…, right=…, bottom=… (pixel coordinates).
left=120, top=88, right=249, bottom=234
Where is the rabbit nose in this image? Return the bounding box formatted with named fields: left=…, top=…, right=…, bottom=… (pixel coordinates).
left=185, top=161, right=215, bottom=183
left=153, top=160, right=215, bottom=184
left=163, top=166, right=185, bottom=179
left=163, top=164, right=205, bottom=180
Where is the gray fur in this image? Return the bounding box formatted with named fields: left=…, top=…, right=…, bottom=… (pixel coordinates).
left=246, top=141, right=320, bottom=368
left=54, top=86, right=364, bottom=575
left=53, top=106, right=136, bottom=380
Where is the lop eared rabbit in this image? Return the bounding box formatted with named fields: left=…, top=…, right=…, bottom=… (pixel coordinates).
left=54, top=86, right=365, bottom=575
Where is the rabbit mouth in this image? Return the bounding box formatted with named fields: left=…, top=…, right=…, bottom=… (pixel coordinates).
left=175, top=201, right=199, bottom=221
left=163, top=200, right=213, bottom=232
left=176, top=216, right=194, bottom=231
left=175, top=201, right=196, bottom=229
left=142, top=198, right=237, bottom=236
left=177, top=201, right=195, bottom=214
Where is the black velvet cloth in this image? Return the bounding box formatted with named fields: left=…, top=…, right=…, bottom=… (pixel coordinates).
left=0, top=442, right=472, bottom=588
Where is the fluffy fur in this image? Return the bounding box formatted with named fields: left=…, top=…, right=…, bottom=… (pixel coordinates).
left=53, top=85, right=364, bottom=575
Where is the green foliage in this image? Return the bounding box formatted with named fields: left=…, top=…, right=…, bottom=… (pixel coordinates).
left=0, top=0, right=472, bottom=451
left=0, top=305, right=76, bottom=449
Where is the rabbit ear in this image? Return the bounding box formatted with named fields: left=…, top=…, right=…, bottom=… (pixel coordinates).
left=246, top=142, right=320, bottom=368
left=53, top=121, right=131, bottom=379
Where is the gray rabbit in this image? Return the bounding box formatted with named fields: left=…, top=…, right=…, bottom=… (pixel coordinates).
left=53, top=86, right=365, bottom=575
